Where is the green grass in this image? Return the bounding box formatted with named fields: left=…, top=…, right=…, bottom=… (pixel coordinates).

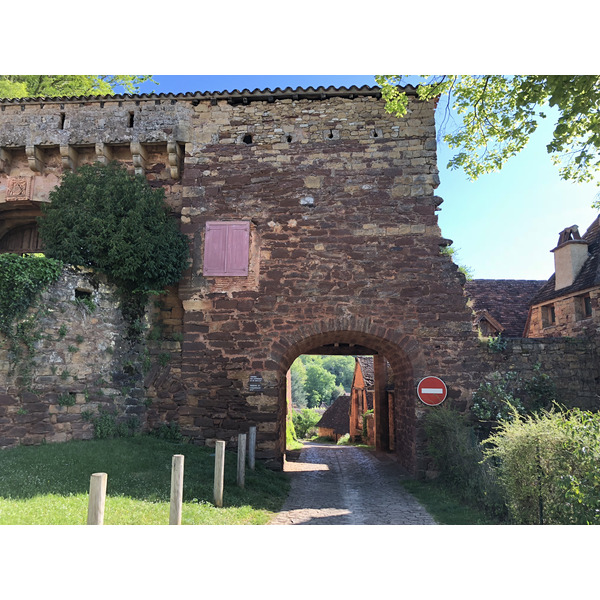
left=0, top=436, right=290, bottom=525
left=400, top=478, right=505, bottom=525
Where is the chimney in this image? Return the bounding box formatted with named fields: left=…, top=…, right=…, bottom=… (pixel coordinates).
left=551, top=225, right=589, bottom=290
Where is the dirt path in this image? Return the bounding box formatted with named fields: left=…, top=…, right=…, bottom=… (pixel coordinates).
left=269, top=442, right=437, bottom=525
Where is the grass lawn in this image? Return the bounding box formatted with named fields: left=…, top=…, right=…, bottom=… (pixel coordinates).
left=0, top=436, right=290, bottom=525
left=400, top=477, right=505, bottom=525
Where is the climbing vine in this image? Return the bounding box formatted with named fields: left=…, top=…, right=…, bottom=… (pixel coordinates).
left=0, top=253, right=63, bottom=377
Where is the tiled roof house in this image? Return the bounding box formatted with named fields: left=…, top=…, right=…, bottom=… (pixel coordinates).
left=524, top=217, right=600, bottom=337
left=465, top=279, right=546, bottom=337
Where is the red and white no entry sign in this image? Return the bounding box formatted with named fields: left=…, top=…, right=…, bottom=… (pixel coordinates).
left=417, top=376, right=447, bottom=406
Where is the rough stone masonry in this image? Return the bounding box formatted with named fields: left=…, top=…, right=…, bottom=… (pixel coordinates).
left=5, top=85, right=579, bottom=473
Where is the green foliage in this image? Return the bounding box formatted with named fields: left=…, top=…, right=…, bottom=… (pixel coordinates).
left=483, top=408, right=600, bottom=524
left=0, top=254, right=63, bottom=337
left=149, top=421, right=184, bottom=443
left=470, top=366, right=556, bottom=434
left=56, top=393, right=76, bottom=407
left=304, top=361, right=337, bottom=408
left=376, top=75, right=600, bottom=187
left=0, top=437, right=289, bottom=524
left=0, top=75, right=155, bottom=99
left=486, top=334, right=507, bottom=353
left=292, top=408, right=322, bottom=439
left=440, top=244, right=473, bottom=281
left=37, top=162, right=189, bottom=339
left=471, top=372, right=525, bottom=426
left=0, top=254, right=63, bottom=376
left=424, top=406, right=507, bottom=520
left=89, top=407, right=139, bottom=440
left=321, top=355, right=355, bottom=390
left=290, top=358, right=307, bottom=406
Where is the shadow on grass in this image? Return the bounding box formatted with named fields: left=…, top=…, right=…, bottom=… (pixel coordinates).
left=0, top=436, right=289, bottom=511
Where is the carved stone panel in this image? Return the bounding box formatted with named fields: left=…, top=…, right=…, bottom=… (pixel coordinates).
left=6, top=176, right=34, bottom=202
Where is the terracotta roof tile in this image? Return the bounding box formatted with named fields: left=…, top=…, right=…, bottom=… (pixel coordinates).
left=316, top=394, right=350, bottom=434
left=465, top=279, right=546, bottom=337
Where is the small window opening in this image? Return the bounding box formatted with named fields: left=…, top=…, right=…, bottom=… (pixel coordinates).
left=59, top=113, right=66, bottom=130
left=576, top=293, right=593, bottom=320
left=542, top=304, right=556, bottom=328
left=128, top=112, right=135, bottom=128
left=242, top=134, right=253, bottom=144
left=328, top=130, right=334, bottom=139
left=372, top=130, right=378, bottom=138
left=75, top=289, right=92, bottom=300
left=287, top=135, right=293, bottom=143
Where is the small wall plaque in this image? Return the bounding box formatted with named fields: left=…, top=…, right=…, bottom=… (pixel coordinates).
left=249, top=374, right=263, bottom=392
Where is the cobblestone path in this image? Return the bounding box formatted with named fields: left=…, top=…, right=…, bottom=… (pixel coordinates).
left=269, top=442, right=437, bottom=525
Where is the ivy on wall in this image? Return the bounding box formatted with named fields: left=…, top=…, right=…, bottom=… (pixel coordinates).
left=0, top=253, right=63, bottom=375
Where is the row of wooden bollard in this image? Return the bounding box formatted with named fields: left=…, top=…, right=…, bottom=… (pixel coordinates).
left=87, top=427, right=257, bottom=525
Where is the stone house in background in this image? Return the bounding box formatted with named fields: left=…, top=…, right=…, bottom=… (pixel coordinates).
left=524, top=217, right=600, bottom=338
left=316, top=393, right=350, bottom=442
left=465, top=279, right=546, bottom=337
left=465, top=217, right=600, bottom=340
left=348, top=356, right=374, bottom=442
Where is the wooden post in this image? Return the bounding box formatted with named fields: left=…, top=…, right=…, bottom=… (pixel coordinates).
left=237, top=433, right=247, bottom=488
left=248, top=426, right=256, bottom=470
left=169, top=454, right=185, bottom=525
left=87, top=472, right=107, bottom=525
left=213, top=440, right=226, bottom=507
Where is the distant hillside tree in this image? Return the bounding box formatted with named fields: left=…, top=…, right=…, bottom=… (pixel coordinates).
left=0, top=75, right=155, bottom=99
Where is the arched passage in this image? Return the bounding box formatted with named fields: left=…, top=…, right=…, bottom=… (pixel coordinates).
left=274, top=325, right=426, bottom=473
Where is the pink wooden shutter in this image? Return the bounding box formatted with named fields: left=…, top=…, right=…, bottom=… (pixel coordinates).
left=225, top=222, right=250, bottom=276
left=203, top=221, right=250, bottom=276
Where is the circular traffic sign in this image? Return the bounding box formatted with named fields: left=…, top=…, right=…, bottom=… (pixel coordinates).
left=417, top=376, right=447, bottom=406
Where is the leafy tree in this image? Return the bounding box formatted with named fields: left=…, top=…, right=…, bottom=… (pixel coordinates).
left=321, top=355, right=355, bottom=390
left=292, top=408, right=322, bottom=439
left=290, top=358, right=307, bottom=407
left=37, top=162, right=189, bottom=339
left=0, top=75, right=155, bottom=99
left=304, top=363, right=337, bottom=408
left=376, top=75, right=600, bottom=190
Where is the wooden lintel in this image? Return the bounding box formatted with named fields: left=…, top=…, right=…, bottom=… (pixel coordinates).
left=26, top=145, right=44, bottom=173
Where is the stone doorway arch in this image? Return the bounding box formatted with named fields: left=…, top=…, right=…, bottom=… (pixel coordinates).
left=275, top=323, right=426, bottom=474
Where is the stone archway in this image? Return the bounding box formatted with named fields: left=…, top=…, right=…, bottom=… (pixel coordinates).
left=274, top=322, right=426, bottom=473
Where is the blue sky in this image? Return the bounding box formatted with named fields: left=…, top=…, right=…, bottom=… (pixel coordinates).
left=134, top=74, right=600, bottom=281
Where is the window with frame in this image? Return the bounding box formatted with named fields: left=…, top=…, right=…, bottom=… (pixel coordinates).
left=202, top=221, right=250, bottom=277
left=575, top=293, right=593, bottom=320
left=541, top=304, right=556, bottom=328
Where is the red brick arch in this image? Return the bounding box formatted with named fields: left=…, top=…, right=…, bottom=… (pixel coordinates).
left=273, top=318, right=426, bottom=472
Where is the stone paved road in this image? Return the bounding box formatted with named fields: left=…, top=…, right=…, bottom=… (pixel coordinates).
left=269, top=442, right=437, bottom=525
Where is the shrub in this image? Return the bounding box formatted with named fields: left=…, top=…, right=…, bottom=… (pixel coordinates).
left=292, top=408, right=322, bottom=439
left=424, top=406, right=507, bottom=520
left=37, top=162, right=189, bottom=339
left=483, top=407, right=600, bottom=524
left=149, top=421, right=184, bottom=443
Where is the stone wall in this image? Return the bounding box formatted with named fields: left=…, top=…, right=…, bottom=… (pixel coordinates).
left=473, top=336, right=600, bottom=411
left=1, top=88, right=598, bottom=473
left=0, top=267, right=148, bottom=447
left=527, top=289, right=600, bottom=339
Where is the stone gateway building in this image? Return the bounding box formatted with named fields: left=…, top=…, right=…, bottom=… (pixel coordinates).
left=0, top=84, right=598, bottom=474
